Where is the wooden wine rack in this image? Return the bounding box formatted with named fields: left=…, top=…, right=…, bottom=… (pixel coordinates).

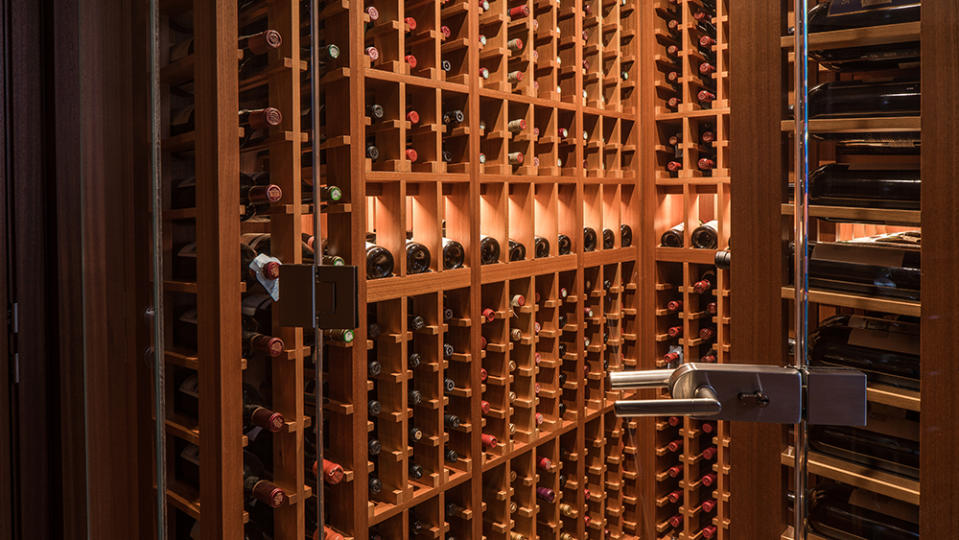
left=644, top=0, right=733, bottom=538
left=151, top=0, right=742, bottom=536
left=158, top=0, right=310, bottom=538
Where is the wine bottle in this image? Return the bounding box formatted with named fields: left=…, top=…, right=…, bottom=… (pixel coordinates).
left=508, top=239, right=526, bottom=261
left=811, top=41, right=920, bottom=72
left=175, top=374, right=285, bottom=432
left=808, top=80, right=920, bottom=119
left=809, top=314, right=918, bottom=390
left=440, top=237, right=465, bottom=269
left=691, top=220, right=718, bottom=249
left=171, top=173, right=282, bottom=221
left=534, top=236, right=550, bottom=258
left=806, top=0, right=919, bottom=33
left=367, top=102, right=385, bottom=122
left=558, top=233, right=572, bottom=255
left=693, top=270, right=716, bottom=294
left=660, top=222, right=684, bottom=247
left=602, top=228, right=615, bottom=249
left=480, top=234, right=501, bottom=264
left=808, top=484, right=918, bottom=540
left=807, top=163, right=919, bottom=209
left=366, top=241, right=394, bottom=278
left=620, top=224, right=633, bottom=247
left=804, top=239, right=920, bottom=300
left=810, top=425, right=918, bottom=479
left=583, top=227, right=597, bottom=252
left=406, top=239, right=431, bottom=274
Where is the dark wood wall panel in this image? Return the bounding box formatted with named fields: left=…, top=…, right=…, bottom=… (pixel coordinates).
left=728, top=0, right=786, bottom=537
left=920, top=1, right=959, bottom=537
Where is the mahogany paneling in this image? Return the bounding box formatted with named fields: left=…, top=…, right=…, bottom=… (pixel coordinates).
left=920, top=1, right=959, bottom=537
left=728, top=0, right=787, bottom=537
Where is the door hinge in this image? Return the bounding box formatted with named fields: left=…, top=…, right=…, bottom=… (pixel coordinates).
left=9, top=301, right=18, bottom=384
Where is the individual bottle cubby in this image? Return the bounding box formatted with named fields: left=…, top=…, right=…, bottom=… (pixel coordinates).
left=582, top=114, right=601, bottom=174
left=583, top=266, right=605, bottom=412
left=367, top=298, right=409, bottom=508
left=533, top=273, right=561, bottom=434
left=533, top=106, right=560, bottom=175
left=558, top=430, right=581, bottom=537
left=480, top=182, right=508, bottom=264
left=478, top=2, right=509, bottom=92
left=558, top=269, right=580, bottom=423
left=533, top=3, right=559, bottom=101
left=444, top=481, right=475, bottom=539
left=584, top=416, right=607, bottom=537
left=440, top=1, right=470, bottom=84
left=443, top=288, right=473, bottom=476
left=481, top=464, right=512, bottom=537
left=509, top=451, right=538, bottom=539
left=480, top=281, right=511, bottom=460
left=532, top=185, right=559, bottom=258
left=364, top=0, right=404, bottom=73
left=619, top=418, right=641, bottom=537
left=480, top=98, right=510, bottom=174
left=405, top=0, right=440, bottom=80
left=405, top=182, right=443, bottom=274
left=506, top=6, right=534, bottom=98
left=508, top=183, right=534, bottom=260
left=408, top=496, right=443, bottom=537
left=370, top=512, right=404, bottom=539
left=366, top=182, right=403, bottom=278
left=507, top=102, right=535, bottom=174
left=601, top=117, right=621, bottom=176
left=603, top=411, right=626, bottom=538
left=508, top=277, right=538, bottom=443
left=365, top=80, right=406, bottom=171
left=441, top=90, right=471, bottom=173
left=441, top=183, right=471, bottom=270
left=408, top=293, right=445, bottom=491
left=535, top=438, right=561, bottom=538
left=407, top=84, right=443, bottom=172
left=557, top=110, right=576, bottom=172
left=688, top=117, right=719, bottom=178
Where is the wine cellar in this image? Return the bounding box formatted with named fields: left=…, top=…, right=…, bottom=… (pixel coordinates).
left=4, top=0, right=958, bottom=539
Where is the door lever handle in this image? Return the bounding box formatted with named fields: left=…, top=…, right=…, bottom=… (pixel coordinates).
left=610, top=363, right=866, bottom=425
left=609, top=369, right=675, bottom=389
left=614, top=384, right=722, bottom=417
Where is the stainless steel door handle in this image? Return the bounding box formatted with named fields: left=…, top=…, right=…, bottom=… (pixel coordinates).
left=610, top=363, right=866, bottom=425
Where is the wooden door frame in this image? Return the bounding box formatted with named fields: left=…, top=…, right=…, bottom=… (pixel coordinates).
left=1, top=0, right=152, bottom=538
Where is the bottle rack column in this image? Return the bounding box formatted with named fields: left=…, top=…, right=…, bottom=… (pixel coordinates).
left=645, top=0, right=731, bottom=538
left=157, top=0, right=250, bottom=538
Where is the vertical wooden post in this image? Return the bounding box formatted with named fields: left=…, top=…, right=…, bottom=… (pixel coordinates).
left=728, top=0, right=786, bottom=537
left=193, top=1, right=244, bottom=538
left=920, top=1, right=959, bottom=537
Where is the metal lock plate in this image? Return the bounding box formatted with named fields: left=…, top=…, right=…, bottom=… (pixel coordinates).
left=278, top=264, right=359, bottom=330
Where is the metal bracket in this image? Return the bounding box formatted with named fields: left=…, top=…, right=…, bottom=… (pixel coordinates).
left=278, top=264, right=359, bottom=330
left=611, top=363, right=866, bottom=426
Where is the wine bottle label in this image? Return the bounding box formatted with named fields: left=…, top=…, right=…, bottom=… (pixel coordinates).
left=249, top=253, right=282, bottom=301
left=828, top=0, right=918, bottom=16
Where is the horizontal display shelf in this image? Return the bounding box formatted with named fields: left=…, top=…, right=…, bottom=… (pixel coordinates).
left=780, top=525, right=830, bottom=540
left=781, top=287, right=920, bottom=317
left=779, top=21, right=920, bottom=51
left=781, top=447, right=919, bottom=505
left=781, top=203, right=921, bottom=226
left=867, top=383, right=920, bottom=412
left=781, top=117, right=921, bottom=134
